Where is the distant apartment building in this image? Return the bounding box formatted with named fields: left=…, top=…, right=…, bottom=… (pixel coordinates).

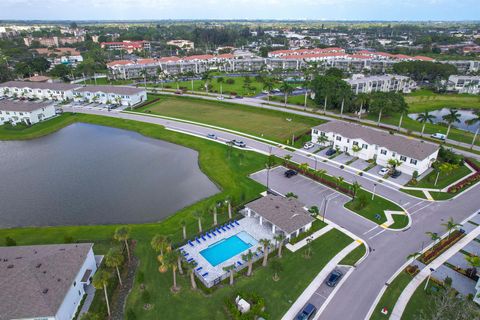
left=311, top=121, right=439, bottom=175
left=0, top=100, right=56, bottom=125
left=73, top=85, right=147, bottom=106
left=441, top=60, right=480, bottom=74
left=268, top=47, right=345, bottom=58
left=23, top=36, right=85, bottom=47
left=166, top=39, right=195, bottom=50
left=100, top=40, right=151, bottom=53
left=447, top=75, right=480, bottom=94
left=346, top=74, right=416, bottom=94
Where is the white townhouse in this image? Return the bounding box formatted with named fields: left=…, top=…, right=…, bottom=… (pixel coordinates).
left=0, top=100, right=56, bottom=125
left=345, top=74, right=416, bottom=94
left=0, top=81, right=80, bottom=101
left=447, top=75, right=480, bottom=94
left=73, top=85, right=147, bottom=106
left=311, top=122, right=439, bottom=175
left=0, top=243, right=98, bottom=320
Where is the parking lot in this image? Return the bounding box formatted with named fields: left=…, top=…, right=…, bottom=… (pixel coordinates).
left=66, top=101, right=128, bottom=112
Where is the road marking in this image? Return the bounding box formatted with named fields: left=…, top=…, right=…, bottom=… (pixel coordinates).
left=368, top=229, right=386, bottom=240
left=409, top=202, right=434, bottom=216
left=363, top=226, right=379, bottom=235
left=403, top=202, right=410, bottom=207
left=405, top=201, right=425, bottom=210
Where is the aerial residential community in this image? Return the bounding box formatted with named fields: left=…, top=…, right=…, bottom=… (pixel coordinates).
left=1, top=1, right=480, bottom=320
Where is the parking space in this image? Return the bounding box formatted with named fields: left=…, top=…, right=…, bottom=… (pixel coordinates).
left=306, top=266, right=351, bottom=314
left=433, top=265, right=477, bottom=296
left=334, top=153, right=354, bottom=164
left=462, top=222, right=477, bottom=233
left=365, top=164, right=412, bottom=185
left=469, top=213, right=480, bottom=225
left=463, top=240, right=480, bottom=256
left=366, top=164, right=386, bottom=178
left=316, top=147, right=334, bottom=158
left=348, top=158, right=371, bottom=171
left=447, top=252, right=470, bottom=270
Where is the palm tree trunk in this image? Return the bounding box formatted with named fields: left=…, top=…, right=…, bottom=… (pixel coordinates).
left=471, top=127, right=479, bottom=149
left=116, top=266, right=123, bottom=286
left=446, top=124, right=452, bottom=139
left=284, top=93, right=288, bottom=106
left=278, top=242, right=283, bottom=258
left=324, top=96, right=327, bottom=114
left=182, top=226, right=187, bottom=240
left=172, top=267, right=177, bottom=290
left=198, top=219, right=202, bottom=233
left=398, top=113, right=404, bottom=131
left=124, top=239, right=131, bottom=262
left=267, top=92, right=270, bottom=101
left=247, top=262, right=253, bottom=276
left=262, top=247, right=269, bottom=266
left=177, top=257, right=184, bottom=275
left=421, top=123, right=426, bottom=136
left=190, top=271, right=197, bottom=289
left=213, top=208, right=217, bottom=226
left=358, top=102, right=363, bottom=119
left=230, top=271, right=234, bottom=285
left=103, top=284, right=111, bottom=316
left=340, top=98, right=344, bottom=117
left=377, top=109, right=383, bottom=126
left=228, top=202, right=232, bottom=219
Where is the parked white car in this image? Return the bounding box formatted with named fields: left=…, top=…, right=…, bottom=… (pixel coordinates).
left=378, top=167, right=390, bottom=176
left=303, top=142, right=315, bottom=150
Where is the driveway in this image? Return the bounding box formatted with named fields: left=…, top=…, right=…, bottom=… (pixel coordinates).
left=367, top=164, right=386, bottom=178
left=349, top=158, right=371, bottom=171
left=433, top=265, right=477, bottom=296
left=334, top=153, right=355, bottom=165
left=463, top=240, right=480, bottom=256
left=388, top=172, right=412, bottom=186
left=447, top=252, right=470, bottom=270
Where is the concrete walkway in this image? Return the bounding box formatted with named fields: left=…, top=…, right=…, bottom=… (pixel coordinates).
left=281, top=241, right=361, bottom=320
left=286, top=224, right=334, bottom=252
left=389, top=225, right=480, bottom=320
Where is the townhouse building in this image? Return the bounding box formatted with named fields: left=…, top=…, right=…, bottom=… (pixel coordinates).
left=0, top=244, right=97, bottom=320
left=0, top=81, right=80, bottom=101
left=346, top=74, right=416, bottom=94
left=447, top=75, right=480, bottom=94
left=73, top=85, right=147, bottom=106
left=311, top=121, right=439, bottom=175
left=100, top=40, right=151, bottom=53
left=0, top=100, right=56, bottom=126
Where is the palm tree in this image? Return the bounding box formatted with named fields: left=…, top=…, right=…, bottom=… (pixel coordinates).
left=299, top=162, right=310, bottom=174
left=351, top=181, right=361, bottom=199
left=211, top=205, right=218, bottom=226
left=406, top=251, right=421, bottom=261
left=92, top=270, right=111, bottom=316
left=465, top=111, right=480, bottom=149
left=387, top=158, right=403, bottom=172
left=465, top=255, right=480, bottom=276
left=441, top=217, right=462, bottom=239
left=283, top=154, right=292, bottom=166
left=279, top=81, right=293, bottom=107
left=163, top=250, right=180, bottom=292
left=139, top=68, right=147, bottom=89
left=316, top=134, right=329, bottom=146
left=315, top=169, right=327, bottom=180
left=263, top=79, right=275, bottom=101
left=354, top=93, right=369, bottom=119
left=105, top=248, right=124, bottom=286
left=185, top=261, right=197, bottom=290
left=442, top=109, right=461, bottom=139
left=225, top=197, right=233, bottom=219
left=151, top=234, right=169, bottom=256
left=270, top=260, right=283, bottom=281
left=426, top=231, right=440, bottom=249
left=259, top=239, right=271, bottom=267
left=114, top=227, right=131, bottom=262
left=223, top=264, right=236, bottom=286
left=242, top=250, right=255, bottom=276
left=274, top=234, right=285, bottom=258
left=193, top=210, right=203, bottom=233
left=416, top=111, right=435, bottom=137
left=180, top=220, right=187, bottom=240
left=397, top=101, right=409, bottom=131
left=334, top=176, right=344, bottom=188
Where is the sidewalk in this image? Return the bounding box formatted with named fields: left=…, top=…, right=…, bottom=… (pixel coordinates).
left=389, top=225, right=480, bottom=320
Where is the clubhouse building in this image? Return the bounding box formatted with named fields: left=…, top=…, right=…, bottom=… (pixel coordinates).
left=312, top=121, right=439, bottom=175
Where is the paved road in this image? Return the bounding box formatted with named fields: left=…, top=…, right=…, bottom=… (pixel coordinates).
left=65, top=107, right=480, bottom=320
left=147, top=88, right=480, bottom=160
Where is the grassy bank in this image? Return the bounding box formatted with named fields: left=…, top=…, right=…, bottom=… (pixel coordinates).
left=405, top=90, right=480, bottom=113
left=339, top=243, right=367, bottom=266
left=0, top=113, right=78, bottom=140
left=136, top=95, right=323, bottom=143
left=370, top=271, right=413, bottom=320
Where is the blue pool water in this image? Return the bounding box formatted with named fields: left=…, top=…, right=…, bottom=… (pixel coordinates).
left=200, top=231, right=257, bottom=267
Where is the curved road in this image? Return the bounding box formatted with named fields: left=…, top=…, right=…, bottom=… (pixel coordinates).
left=65, top=106, right=480, bottom=320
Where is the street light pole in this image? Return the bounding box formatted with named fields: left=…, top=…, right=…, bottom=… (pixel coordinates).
left=314, top=157, right=318, bottom=171
left=322, top=196, right=329, bottom=222
left=372, top=183, right=377, bottom=200
left=424, top=268, right=435, bottom=290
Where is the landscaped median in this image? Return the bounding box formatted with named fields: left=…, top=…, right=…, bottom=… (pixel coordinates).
left=283, top=161, right=409, bottom=230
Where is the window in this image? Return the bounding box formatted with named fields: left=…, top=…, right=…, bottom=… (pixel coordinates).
left=313, top=129, right=318, bottom=134
left=336, top=136, right=342, bottom=141
left=362, top=144, right=368, bottom=149
left=353, top=141, right=359, bottom=146
left=392, top=153, right=396, bottom=157
left=380, top=149, right=387, bottom=155
left=400, top=156, right=407, bottom=161
left=320, top=131, right=326, bottom=136
left=410, top=159, right=418, bottom=165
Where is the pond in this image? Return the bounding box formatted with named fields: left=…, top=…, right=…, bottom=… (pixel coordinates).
left=408, top=108, right=479, bottom=133
left=0, top=123, right=219, bottom=227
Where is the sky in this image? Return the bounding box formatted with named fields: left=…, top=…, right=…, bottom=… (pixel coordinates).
left=0, top=0, right=479, bottom=21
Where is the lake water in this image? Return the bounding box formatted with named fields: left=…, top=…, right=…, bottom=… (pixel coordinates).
left=0, top=123, right=219, bottom=227
left=408, top=108, right=479, bottom=133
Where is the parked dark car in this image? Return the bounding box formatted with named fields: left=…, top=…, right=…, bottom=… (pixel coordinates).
left=391, top=170, right=402, bottom=178
left=296, top=303, right=317, bottom=320
left=284, top=169, right=298, bottom=178
left=325, top=148, right=336, bottom=156
left=326, top=270, right=343, bottom=287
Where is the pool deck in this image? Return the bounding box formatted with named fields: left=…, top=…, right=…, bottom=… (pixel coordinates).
left=179, top=216, right=274, bottom=287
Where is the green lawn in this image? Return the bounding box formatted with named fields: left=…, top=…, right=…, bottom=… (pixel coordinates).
left=0, top=113, right=78, bottom=140
left=408, top=164, right=472, bottom=189
left=402, top=279, right=440, bottom=320
left=370, top=271, right=413, bottom=320
left=401, top=189, right=428, bottom=199
left=136, top=95, right=322, bottom=143
left=127, top=229, right=353, bottom=320
left=267, top=94, right=317, bottom=109
left=158, top=76, right=278, bottom=97
left=339, top=243, right=366, bottom=266
left=82, top=78, right=134, bottom=86
left=406, top=90, right=480, bottom=113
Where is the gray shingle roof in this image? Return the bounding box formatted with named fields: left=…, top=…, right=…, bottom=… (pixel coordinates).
left=313, top=121, right=439, bottom=160
left=0, top=100, right=54, bottom=112
left=0, top=81, right=81, bottom=91
left=73, top=85, right=145, bottom=95
left=0, top=243, right=93, bottom=320
left=246, top=195, right=314, bottom=234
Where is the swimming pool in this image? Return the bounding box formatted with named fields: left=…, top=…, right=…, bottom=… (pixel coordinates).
left=200, top=231, right=257, bottom=267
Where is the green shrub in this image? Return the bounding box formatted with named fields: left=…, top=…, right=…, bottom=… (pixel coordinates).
left=5, top=236, right=16, bottom=246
